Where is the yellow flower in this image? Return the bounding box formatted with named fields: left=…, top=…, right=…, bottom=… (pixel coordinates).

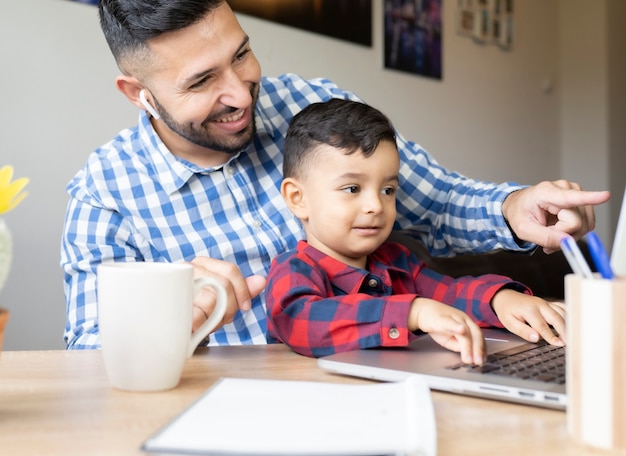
left=0, top=166, right=29, bottom=215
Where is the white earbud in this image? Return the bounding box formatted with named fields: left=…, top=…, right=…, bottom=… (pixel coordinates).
left=139, top=89, right=161, bottom=120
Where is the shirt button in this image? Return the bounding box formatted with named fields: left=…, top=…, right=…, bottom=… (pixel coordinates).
left=225, top=166, right=234, bottom=176
left=367, top=278, right=378, bottom=288
left=388, top=328, right=400, bottom=340
left=253, top=219, right=262, bottom=228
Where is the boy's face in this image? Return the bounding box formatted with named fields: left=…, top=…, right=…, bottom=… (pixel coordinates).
left=283, top=140, right=399, bottom=268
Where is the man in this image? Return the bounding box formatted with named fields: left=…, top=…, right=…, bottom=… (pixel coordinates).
left=61, top=0, right=608, bottom=349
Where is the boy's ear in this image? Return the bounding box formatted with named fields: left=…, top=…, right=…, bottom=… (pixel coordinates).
left=281, top=177, right=308, bottom=221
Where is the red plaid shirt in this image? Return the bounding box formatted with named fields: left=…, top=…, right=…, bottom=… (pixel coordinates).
left=266, top=240, right=530, bottom=357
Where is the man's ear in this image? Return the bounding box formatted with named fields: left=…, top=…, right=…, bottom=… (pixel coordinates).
left=115, top=75, right=146, bottom=111
left=281, top=177, right=308, bottom=221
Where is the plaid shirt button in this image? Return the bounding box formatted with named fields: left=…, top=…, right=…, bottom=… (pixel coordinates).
left=367, top=278, right=378, bottom=288
left=388, top=327, right=400, bottom=339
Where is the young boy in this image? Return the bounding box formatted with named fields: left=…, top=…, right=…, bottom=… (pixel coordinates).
left=266, top=98, right=566, bottom=362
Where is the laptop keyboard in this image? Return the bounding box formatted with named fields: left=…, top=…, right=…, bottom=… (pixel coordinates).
left=447, top=340, right=566, bottom=384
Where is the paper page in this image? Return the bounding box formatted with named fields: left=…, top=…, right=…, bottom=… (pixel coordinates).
left=142, top=376, right=436, bottom=456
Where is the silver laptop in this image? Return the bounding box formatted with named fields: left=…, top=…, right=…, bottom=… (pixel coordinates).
left=318, top=328, right=566, bottom=410
left=319, top=190, right=626, bottom=410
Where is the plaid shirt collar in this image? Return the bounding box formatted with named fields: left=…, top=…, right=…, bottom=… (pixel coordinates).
left=295, top=240, right=407, bottom=294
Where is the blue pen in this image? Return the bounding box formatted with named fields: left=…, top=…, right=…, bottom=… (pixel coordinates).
left=586, top=231, right=615, bottom=279
left=561, top=236, right=594, bottom=279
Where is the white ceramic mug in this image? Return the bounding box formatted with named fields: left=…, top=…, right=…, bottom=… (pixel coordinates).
left=97, top=262, right=227, bottom=392
left=565, top=274, right=626, bottom=451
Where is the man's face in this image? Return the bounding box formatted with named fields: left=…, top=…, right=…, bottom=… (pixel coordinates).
left=141, top=2, right=262, bottom=165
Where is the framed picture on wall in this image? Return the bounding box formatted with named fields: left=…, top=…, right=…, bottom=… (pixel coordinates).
left=493, top=0, right=514, bottom=48
left=66, top=1, right=373, bottom=47
left=457, top=0, right=514, bottom=50
left=383, top=0, right=443, bottom=80
left=229, top=0, right=372, bottom=47
left=457, top=8, right=475, bottom=37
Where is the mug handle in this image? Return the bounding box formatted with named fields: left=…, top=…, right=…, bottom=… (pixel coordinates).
left=187, top=276, right=227, bottom=357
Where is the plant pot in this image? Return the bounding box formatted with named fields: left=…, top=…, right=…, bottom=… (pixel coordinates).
left=0, top=308, right=9, bottom=352
left=0, top=218, right=11, bottom=294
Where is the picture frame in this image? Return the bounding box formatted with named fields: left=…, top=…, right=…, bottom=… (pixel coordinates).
left=383, top=0, right=443, bottom=80
left=457, top=0, right=514, bottom=50
left=228, top=0, right=372, bottom=47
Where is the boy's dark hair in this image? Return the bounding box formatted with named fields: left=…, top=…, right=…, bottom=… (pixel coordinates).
left=98, top=0, right=225, bottom=73
left=283, top=98, right=397, bottom=179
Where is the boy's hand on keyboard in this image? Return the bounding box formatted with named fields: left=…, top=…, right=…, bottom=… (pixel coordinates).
left=409, top=297, right=486, bottom=365
left=491, top=289, right=566, bottom=346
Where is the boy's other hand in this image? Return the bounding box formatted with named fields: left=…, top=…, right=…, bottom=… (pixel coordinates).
left=491, top=289, right=566, bottom=346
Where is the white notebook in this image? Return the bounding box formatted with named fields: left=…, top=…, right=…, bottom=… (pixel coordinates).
left=142, top=376, right=436, bottom=456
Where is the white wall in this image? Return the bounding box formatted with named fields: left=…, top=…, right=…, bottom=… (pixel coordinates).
left=559, top=1, right=610, bottom=243
left=607, top=0, right=626, bottom=235
left=558, top=0, right=626, bottom=245
left=238, top=1, right=561, bottom=184
left=0, top=0, right=618, bottom=350
left=0, top=0, right=136, bottom=350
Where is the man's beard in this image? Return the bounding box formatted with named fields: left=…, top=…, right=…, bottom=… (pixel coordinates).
left=153, top=83, right=258, bottom=155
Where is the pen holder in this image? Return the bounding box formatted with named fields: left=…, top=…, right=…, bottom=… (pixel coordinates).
left=565, top=274, right=626, bottom=451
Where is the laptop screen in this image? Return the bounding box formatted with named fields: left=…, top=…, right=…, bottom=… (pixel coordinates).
left=610, top=186, right=626, bottom=276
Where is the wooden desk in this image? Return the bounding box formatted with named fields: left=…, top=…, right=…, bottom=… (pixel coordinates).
left=0, top=345, right=614, bottom=455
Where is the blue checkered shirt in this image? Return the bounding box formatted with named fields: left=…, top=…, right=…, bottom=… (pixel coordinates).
left=61, top=73, right=526, bottom=349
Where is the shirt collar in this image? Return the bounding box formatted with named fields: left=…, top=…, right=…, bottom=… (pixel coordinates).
left=296, top=241, right=405, bottom=295
left=136, top=111, right=242, bottom=195
left=134, top=82, right=279, bottom=195
left=254, top=77, right=281, bottom=139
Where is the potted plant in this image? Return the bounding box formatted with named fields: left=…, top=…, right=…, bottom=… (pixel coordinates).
left=0, top=165, right=29, bottom=351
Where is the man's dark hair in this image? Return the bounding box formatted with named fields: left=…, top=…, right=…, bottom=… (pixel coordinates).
left=98, top=0, right=225, bottom=72
left=283, top=98, right=397, bottom=179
